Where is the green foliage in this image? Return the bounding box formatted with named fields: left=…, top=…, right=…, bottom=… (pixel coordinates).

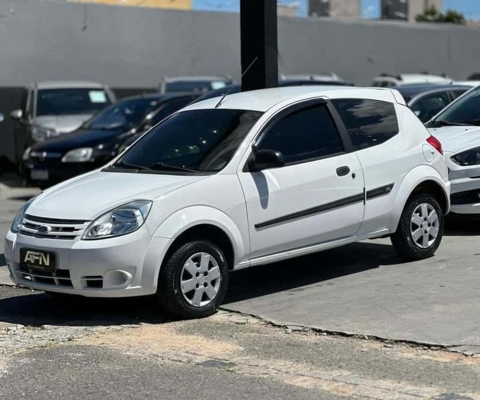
left=416, top=6, right=465, bottom=25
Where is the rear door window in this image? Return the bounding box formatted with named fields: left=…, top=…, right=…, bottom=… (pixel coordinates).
left=332, top=99, right=399, bottom=150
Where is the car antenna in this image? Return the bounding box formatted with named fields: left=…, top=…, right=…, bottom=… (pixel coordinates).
left=215, top=56, right=258, bottom=109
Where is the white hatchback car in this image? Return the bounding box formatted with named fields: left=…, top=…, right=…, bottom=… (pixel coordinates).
left=5, top=87, right=450, bottom=319
left=427, top=85, right=480, bottom=214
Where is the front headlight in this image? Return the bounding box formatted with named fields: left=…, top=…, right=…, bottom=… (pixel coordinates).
left=62, top=148, right=93, bottom=163
left=451, top=147, right=480, bottom=166
left=83, top=200, right=152, bottom=240
left=32, top=126, right=58, bottom=142
left=11, top=197, right=37, bottom=233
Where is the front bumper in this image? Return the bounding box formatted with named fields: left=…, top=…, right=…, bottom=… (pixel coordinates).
left=446, top=152, right=480, bottom=214
left=4, top=226, right=172, bottom=297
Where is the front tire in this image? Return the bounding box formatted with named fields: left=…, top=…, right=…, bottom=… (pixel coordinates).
left=391, top=193, right=444, bottom=261
left=157, top=241, right=229, bottom=319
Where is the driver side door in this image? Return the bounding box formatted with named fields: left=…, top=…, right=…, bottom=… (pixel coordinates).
left=238, top=99, right=365, bottom=260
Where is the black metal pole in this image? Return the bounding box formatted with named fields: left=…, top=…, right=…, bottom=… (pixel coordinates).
left=240, top=0, right=278, bottom=91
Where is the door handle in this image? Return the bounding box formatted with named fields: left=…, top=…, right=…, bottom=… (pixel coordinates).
left=336, top=166, right=350, bottom=177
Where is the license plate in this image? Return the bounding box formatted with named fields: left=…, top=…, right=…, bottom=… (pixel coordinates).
left=31, top=169, right=49, bottom=181
left=20, top=248, right=56, bottom=274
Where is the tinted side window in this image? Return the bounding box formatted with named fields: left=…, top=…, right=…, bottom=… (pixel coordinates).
left=410, top=92, right=450, bottom=123
left=332, top=99, right=399, bottom=150
left=258, top=105, right=343, bottom=164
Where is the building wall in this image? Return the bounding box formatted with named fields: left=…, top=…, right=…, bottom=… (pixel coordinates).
left=408, top=0, right=443, bottom=22
left=309, top=0, right=361, bottom=19
left=330, top=0, right=361, bottom=19
left=1, top=0, right=480, bottom=163
left=382, top=0, right=444, bottom=22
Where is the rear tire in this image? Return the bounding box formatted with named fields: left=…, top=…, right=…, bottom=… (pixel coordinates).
left=391, top=193, right=444, bottom=261
left=157, top=240, right=229, bottom=319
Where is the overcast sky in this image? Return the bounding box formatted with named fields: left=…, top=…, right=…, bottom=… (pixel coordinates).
left=193, top=0, right=480, bottom=19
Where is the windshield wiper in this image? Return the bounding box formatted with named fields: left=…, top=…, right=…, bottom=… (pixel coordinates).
left=113, top=161, right=147, bottom=171
left=148, top=162, right=199, bottom=174
left=433, top=120, right=470, bottom=127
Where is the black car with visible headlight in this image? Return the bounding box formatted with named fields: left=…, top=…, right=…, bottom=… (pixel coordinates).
left=25, top=93, right=197, bottom=188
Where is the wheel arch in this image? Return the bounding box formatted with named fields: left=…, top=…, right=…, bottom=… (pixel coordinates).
left=389, top=166, right=450, bottom=233
left=152, top=206, right=247, bottom=273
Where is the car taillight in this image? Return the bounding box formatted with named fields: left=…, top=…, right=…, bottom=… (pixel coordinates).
left=427, top=135, right=443, bottom=155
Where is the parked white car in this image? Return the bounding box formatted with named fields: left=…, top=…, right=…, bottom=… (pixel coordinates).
left=372, top=73, right=452, bottom=88
left=427, top=85, right=480, bottom=214
left=5, top=87, right=449, bottom=319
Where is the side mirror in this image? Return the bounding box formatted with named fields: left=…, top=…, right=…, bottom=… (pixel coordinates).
left=10, top=109, right=23, bottom=120
left=0, top=113, right=4, bottom=123
left=250, top=149, right=285, bottom=171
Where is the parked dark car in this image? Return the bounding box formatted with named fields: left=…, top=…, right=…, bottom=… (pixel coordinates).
left=25, top=93, right=197, bottom=188
left=396, top=84, right=471, bottom=123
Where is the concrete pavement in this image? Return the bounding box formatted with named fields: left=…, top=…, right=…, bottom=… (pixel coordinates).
left=224, top=228, right=480, bottom=351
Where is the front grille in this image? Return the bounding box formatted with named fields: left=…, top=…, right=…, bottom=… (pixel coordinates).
left=451, top=190, right=480, bottom=205
left=19, top=215, right=90, bottom=240
left=18, top=266, right=73, bottom=287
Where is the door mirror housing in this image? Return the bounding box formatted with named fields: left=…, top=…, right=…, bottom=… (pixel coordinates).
left=250, top=149, right=285, bottom=171
left=0, top=113, right=4, bottom=123
left=10, top=109, right=23, bottom=120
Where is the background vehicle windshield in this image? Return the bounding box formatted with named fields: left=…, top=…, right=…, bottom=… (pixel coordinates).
left=165, top=81, right=228, bottom=93
left=36, top=88, right=111, bottom=116
left=118, top=109, right=262, bottom=172
left=83, top=97, right=160, bottom=130
left=428, top=86, right=480, bottom=127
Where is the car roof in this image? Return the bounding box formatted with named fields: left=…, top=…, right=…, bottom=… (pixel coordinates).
left=34, top=81, right=107, bottom=90
left=184, top=86, right=399, bottom=112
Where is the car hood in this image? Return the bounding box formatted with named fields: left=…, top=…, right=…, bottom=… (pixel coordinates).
left=429, top=126, right=480, bottom=154
left=33, top=114, right=93, bottom=134
left=27, top=170, right=208, bottom=220
left=31, top=127, right=126, bottom=153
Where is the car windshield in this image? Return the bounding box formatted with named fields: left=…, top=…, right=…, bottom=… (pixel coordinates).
left=36, top=88, right=112, bottom=116
left=115, top=109, right=262, bottom=173
left=165, top=80, right=228, bottom=93
left=428, top=86, right=480, bottom=127
left=83, top=97, right=161, bottom=130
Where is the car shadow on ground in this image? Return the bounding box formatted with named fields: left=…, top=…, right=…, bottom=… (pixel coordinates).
left=445, top=217, right=480, bottom=236
left=0, top=241, right=402, bottom=328
left=225, top=241, right=400, bottom=304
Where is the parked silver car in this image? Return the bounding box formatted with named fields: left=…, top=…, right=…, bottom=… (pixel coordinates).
left=9, top=81, right=116, bottom=169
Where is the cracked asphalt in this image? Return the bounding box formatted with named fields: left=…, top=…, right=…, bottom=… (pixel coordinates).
left=1, top=286, right=480, bottom=400
left=3, top=179, right=480, bottom=398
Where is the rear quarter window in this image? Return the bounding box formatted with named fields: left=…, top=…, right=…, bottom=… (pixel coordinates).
left=332, top=99, right=399, bottom=151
